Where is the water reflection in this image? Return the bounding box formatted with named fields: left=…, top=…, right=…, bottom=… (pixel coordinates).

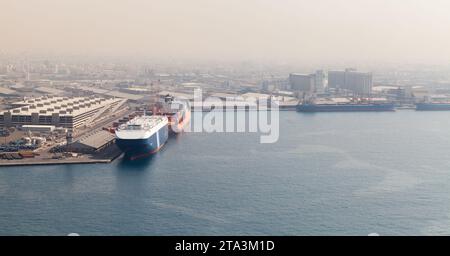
left=116, top=154, right=156, bottom=170
left=115, top=134, right=181, bottom=170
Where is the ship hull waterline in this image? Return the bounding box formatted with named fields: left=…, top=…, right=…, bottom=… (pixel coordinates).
left=116, top=124, right=169, bottom=160
left=415, top=103, right=450, bottom=111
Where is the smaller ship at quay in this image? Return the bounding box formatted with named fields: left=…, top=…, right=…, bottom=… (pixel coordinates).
left=115, top=115, right=169, bottom=160
left=153, top=95, right=191, bottom=133
left=415, top=102, right=450, bottom=111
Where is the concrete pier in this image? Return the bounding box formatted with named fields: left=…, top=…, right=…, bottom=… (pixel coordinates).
left=0, top=147, right=123, bottom=167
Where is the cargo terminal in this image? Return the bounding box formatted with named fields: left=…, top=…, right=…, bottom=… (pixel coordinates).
left=0, top=95, right=132, bottom=165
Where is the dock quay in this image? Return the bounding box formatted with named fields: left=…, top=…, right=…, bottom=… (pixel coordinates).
left=0, top=146, right=123, bottom=167
left=1, top=130, right=124, bottom=167
left=0, top=158, right=114, bottom=167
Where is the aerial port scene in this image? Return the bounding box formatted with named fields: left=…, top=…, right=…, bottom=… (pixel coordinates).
left=1, top=65, right=448, bottom=166
left=3, top=1, right=450, bottom=249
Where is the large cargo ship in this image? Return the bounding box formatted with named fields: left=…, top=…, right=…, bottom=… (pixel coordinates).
left=297, top=102, right=395, bottom=112
left=115, top=115, right=168, bottom=160
left=415, top=102, right=450, bottom=111
left=153, top=95, right=191, bottom=133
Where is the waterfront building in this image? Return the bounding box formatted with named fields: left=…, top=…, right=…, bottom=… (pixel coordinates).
left=0, top=96, right=124, bottom=129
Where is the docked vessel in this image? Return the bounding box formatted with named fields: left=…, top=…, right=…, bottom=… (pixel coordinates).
left=297, top=97, right=396, bottom=112
left=115, top=115, right=168, bottom=160
left=153, top=95, right=191, bottom=133
left=297, top=103, right=396, bottom=112
left=415, top=102, right=450, bottom=111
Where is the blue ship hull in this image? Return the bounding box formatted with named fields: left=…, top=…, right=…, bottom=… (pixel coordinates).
left=297, top=103, right=395, bottom=112
left=416, top=103, right=450, bottom=111
left=116, top=124, right=169, bottom=160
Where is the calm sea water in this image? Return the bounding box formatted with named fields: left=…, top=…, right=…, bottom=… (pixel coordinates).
left=1, top=111, right=450, bottom=235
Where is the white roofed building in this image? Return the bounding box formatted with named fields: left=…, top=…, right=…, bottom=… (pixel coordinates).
left=0, top=96, right=124, bottom=129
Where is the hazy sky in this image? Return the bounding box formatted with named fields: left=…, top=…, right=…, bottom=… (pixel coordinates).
left=1, top=0, right=450, bottom=64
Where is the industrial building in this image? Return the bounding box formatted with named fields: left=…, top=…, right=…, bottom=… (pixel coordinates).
left=0, top=96, right=125, bottom=129
left=34, top=86, right=65, bottom=95
left=328, top=69, right=373, bottom=95
left=105, top=91, right=145, bottom=102
left=157, top=91, right=196, bottom=101
left=288, top=73, right=315, bottom=92
left=73, top=86, right=145, bottom=102
left=288, top=70, right=324, bottom=93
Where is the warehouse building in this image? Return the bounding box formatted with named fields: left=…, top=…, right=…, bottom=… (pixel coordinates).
left=288, top=70, right=325, bottom=93
left=34, top=86, right=65, bottom=95
left=21, top=125, right=55, bottom=133
left=0, top=96, right=124, bottom=129
left=105, top=90, right=145, bottom=102
left=69, top=130, right=116, bottom=154
left=0, top=86, right=19, bottom=97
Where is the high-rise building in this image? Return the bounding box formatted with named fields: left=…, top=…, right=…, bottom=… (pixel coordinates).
left=261, top=80, right=270, bottom=91
left=328, top=68, right=372, bottom=95
left=314, top=70, right=325, bottom=93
